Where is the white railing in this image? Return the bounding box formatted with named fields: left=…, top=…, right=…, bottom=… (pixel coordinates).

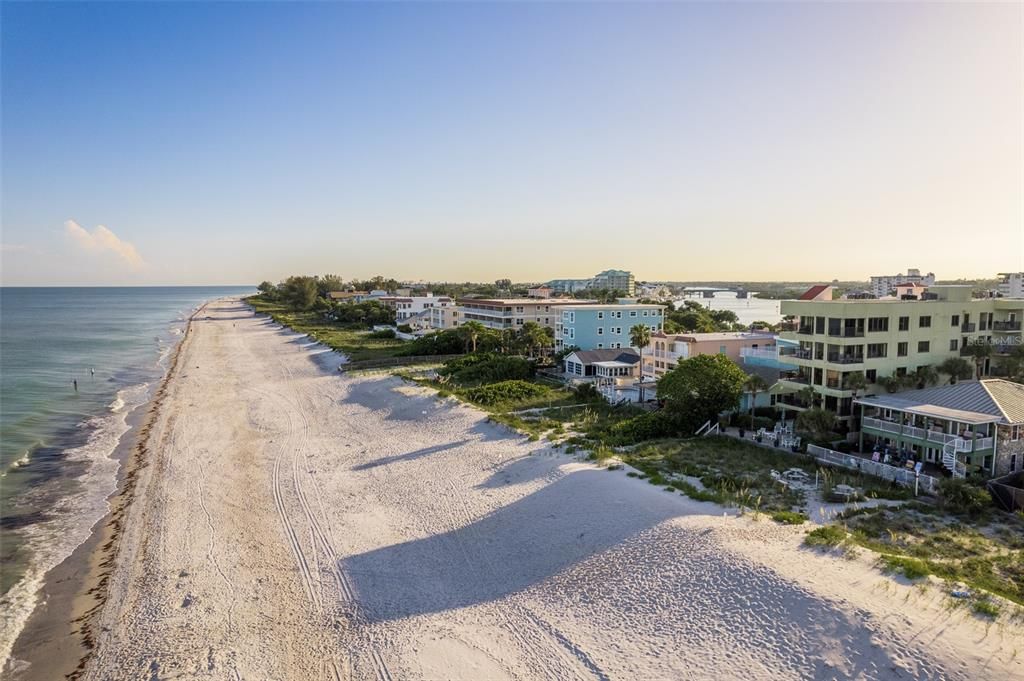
left=974, top=436, right=994, bottom=451
left=808, top=444, right=939, bottom=495
left=927, top=430, right=955, bottom=444
left=739, top=347, right=779, bottom=361
left=862, top=417, right=903, bottom=435
left=903, top=425, right=925, bottom=440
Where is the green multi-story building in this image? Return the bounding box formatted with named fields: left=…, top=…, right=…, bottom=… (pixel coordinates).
left=778, top=286, right=1023, bottom=423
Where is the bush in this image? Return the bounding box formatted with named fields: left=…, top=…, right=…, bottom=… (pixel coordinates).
left=397, top=323, right=413, bottom=333
left=804, top=526, right=847, bottom=547
left=607, top=411, right=678, bottom=445
left=728, top=412, right=775, bottom=430
left=879, top=555, right=930, bottom=580
left=400, top=329, right=465, bottom=356
left=972, top=598, right=1001, bottom=618
left=440, top=353, right=535, bottom=385
left=772, top=511, right=808, bottom=525
left=463, top=380, right=549, bottom=406
left=368, top=328, right=396, bottom=339
left=574, top=383, right=601, bottom=401
left=938, top=478, right=992, bottom=517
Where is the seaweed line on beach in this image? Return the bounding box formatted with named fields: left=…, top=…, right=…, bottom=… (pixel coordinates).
left=64, top=303, right=207, bottom=680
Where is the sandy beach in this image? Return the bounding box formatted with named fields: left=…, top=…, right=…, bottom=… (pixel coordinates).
left=45, top=298, right=1021, bottom=680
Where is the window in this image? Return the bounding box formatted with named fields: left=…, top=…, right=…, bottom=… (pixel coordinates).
left=1011, top=454, right=1018, bottom=472
left=866, top=369, right=877, bottom=383
left=719, top=345, right=727, bottom=354
left=919, top=315, right=931, bottom=328
left=897, top=342, right=908, bottom=357
left=1012, top=425, right=1021, bottom=442
left=615, top=311, right=622, bottom=319
left=515, top=306, right=524, bottom=313
left=642, top=310, right=648, bottom=317
left=898, top=316, right=910, bottom=331
left=917, top=341, right=930, bottom=353
left=515, top=318, right=524, bottom=325
left=949, top=339, right=958, bottom=351
left=868, top=343, right=888, bottom=358
left=895, top=367, right=908, bottom=377
left=597, top=327, right=603, bottom=335
left=650, top=325, right=657, bottom=332
left=951, top=314, right=960, bottom=327
left=569, top=328, right=575, bottom=339
left=569, top=312, right=575, bottom=323
left=815, top=317, right=825, bottom=334
left=629, top=311, right=637, bottom=317
left=597, top=343, right=604, bottom=349
left=867, top=317, right=889, bottom=332
left=597, top=311, right=604, bottom=319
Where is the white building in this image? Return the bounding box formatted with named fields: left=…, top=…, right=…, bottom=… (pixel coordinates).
left=869, top=269, right=935, bottom=298
left=389, top=294, right=453, bottom=323
left=998, top=272, right=1024, bottom=298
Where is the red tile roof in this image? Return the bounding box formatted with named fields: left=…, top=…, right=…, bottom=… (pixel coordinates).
left=799, top=285, right=831, bottom=300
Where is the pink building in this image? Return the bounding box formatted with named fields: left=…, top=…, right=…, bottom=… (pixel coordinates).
left=646, top=331, right=777, bottom=378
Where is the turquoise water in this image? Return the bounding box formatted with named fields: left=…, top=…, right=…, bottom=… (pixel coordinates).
left=0, top=286, right=252, bottom=668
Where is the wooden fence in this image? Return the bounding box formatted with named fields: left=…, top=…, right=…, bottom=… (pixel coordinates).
left=338, top=354, right=463, bottom=373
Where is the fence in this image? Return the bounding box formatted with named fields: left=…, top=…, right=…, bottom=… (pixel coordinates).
left=338, top=354, right=462, bottom=372
left=988, top=472, right=1024, bottom=512
left=807, top=444, right=940, bottom=495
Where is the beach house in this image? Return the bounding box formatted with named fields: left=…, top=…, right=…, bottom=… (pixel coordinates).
left=455, top=298, right=594, bottom=332
left=645, top=331, right=779, bottom=380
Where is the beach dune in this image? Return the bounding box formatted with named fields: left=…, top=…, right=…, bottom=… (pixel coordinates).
left=76, top=299, right=1020, bottom=680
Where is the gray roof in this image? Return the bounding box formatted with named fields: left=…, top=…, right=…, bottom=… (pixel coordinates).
left=854, top=379, right=1024, bottom=425
left=566, top=349, right=640, bottom=366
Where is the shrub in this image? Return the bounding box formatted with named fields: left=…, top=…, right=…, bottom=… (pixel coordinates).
left=440, top=353, right=535, bottom=385
left=879, top=555, right=931, bottom=580
left=938, top=478, right=992, bottom=517
left=804, top=526, right=847, bottom=548
left=368, top=328, right=396, bottom=339
left=972, top=598, right=1001, bottom=618
left=772, top=511, right=808, bottom=525
left=397, top=324, right=413, bottom=333
left=574, top=382, right=601, bottom=401
left=400, top=329, right=465, bottom=356
left=463, top=380, right=549, bottom=406
left=607, top=410, right=677, bottom=445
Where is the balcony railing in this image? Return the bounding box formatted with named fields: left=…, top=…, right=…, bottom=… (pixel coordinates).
left=828, top=329, right=865, bottom=338
left=782, top=375, right=811, bottom=385
left=863, top=417, right=902, bottom=435
left=961, top=322, right=976, bottom=332
left=782, top=349, right=813, bottom=360
left=797, top=326, right=814, bottom=335
left=993, top=321, right=1022, bottom=332
left=827, top=353, right=864, bottom=365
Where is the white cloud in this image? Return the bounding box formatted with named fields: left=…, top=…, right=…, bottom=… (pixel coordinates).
left=64, top=220, right=145, bottom=269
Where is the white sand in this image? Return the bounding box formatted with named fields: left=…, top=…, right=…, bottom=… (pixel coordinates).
left=83, top=299, right=1022, bottom=680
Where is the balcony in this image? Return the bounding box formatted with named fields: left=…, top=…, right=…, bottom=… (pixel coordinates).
left=780, top=374, right=811, bottom=385
left=993, top=321, right=1022, bottom=332
left=827, top=353, right=864, bottom=365
left=828, top=329, right=865, bottom=338
left=782, top=349, right=813, bottom=360
left=961, top=322, right=976, bottom=333
left=797, top=326, right=814, bottom=335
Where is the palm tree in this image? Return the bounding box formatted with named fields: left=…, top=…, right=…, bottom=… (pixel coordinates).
left=629, top=323, right=653, bottom=401
left=797, top=386, right=816, bottom=408
left=743, top=374, right=769, bottom=430
left=519, top=321, right=549, bottom=359
left=914, top=365, right=939, bottom=389
left=844, top=371, right=868, bottom=398
left=964, top=341, right=992, bottom=379
left=459, top=321, right=486, bottom=353
left=937, top=357, right=974, bottom=384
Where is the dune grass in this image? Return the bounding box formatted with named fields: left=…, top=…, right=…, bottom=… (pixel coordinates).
left=248, top=297, right=407, bottom=362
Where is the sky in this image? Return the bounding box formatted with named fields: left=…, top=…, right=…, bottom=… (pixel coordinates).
left=1, top=1, right=1021, bottom=286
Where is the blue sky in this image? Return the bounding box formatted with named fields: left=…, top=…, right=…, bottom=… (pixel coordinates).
left=2, top=1, right=1021, bottom=285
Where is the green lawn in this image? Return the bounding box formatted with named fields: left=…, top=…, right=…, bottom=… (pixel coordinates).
left=247, top=297, right=407, bottom=362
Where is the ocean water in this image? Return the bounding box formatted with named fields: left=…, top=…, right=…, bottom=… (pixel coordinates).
left=0, top=286, right=253, bottom=670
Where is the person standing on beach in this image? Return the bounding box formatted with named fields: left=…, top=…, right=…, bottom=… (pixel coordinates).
left=90, top=368, right=95, bottom=377
left=72, top=378, right=78, bottom=391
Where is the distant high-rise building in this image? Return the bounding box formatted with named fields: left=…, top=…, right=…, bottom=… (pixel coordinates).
left=547, top=269, right=636, bottom=296
left=869, top=268, right=935, bottom=297
left=997, top=272, right=1024, bottom=298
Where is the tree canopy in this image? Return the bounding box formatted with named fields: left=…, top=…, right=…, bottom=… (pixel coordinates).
left=657, top=354, right=747, bottom=433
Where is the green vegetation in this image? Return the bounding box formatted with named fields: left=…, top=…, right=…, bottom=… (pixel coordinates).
left=972, top=597, right=1001, bottom=618
left=657, top=354, right=748, bottom=435
left=804, top=526, right=848, bottom=547
left=464, top=380, right=549, bottom=406
left=248, top=297, right=407, bottom=362
left=879, top=555, right=931, bottom=580
left=772, top=511, right=808, bottom=525
left=438, top=353, right=534, bottom=384
left=661, top=300, right=742, bottom=333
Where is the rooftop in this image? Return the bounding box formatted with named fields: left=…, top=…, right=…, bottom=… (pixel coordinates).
left=458, top=298, right=596, bottom=306
left=654, top=331, right=776, bottom=342
left=566, top=348, right=641, bottom=365
left=854, top=379, right=1024, bottom=425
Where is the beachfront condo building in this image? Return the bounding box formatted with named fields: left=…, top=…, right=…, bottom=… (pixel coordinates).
left=869, top=268, right=936, bottom=298
left=778, top=285, right=1024, bottom=423
left=854, top=379, right=1024, bottom=479
left=645, top=331, right=780, bottom=380
left=547, top=269, right=637, bottom=296
left=453, top=298, right=595, bottom=332
left=555, top=301, right=665, bottom=351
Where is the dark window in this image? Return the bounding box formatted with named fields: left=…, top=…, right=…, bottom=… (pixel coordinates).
left=898, top=316, right=910, bottom=331
left=951, top=315, right=960, bottom=327
left=897, top=342, right=908, bottom=357
left=919, top=315, right=931, bottom=328
left=813, top=367, right=823, bottom=385
left=866, top=369, right=877, bottom=382
left=895, top=367, right=908, bottom=377
left=949, top=339, right=958, bottom=351
left=918, top=341, right=930, bottom=353
left=867, top=343, right=888, bottom=358
left=827, top=318, right=842, bottom=336
left=815, top=316, right=825, bottom=334
left=815, top=342, right=824, bottom=360
left=867, top=317, right=889, bottom=332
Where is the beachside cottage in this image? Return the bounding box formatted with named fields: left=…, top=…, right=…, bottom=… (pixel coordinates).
left=563, top=348, right=640, bottom=381
left=854, top=379, right=1024, bottom=479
